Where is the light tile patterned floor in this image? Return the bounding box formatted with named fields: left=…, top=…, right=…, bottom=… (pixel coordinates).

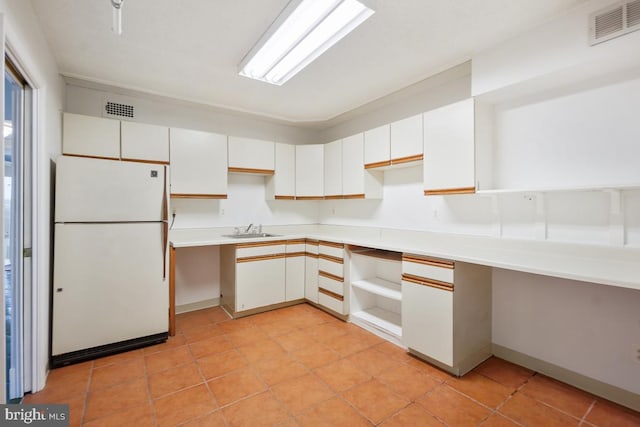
left=24, top=304, right=640, bottom=426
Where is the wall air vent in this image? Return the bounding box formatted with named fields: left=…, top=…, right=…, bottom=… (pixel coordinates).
left=104, top=101, right=134, bottom=119
left=590, top=0, right=640, bottom=45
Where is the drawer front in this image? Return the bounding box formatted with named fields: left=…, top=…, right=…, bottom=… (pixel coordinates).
left=318, top=257, right=343, bottom=278
left=305, top=241, right=319, bottom=255
left=402, top=255, right=454, bottom=284
left=237, top=242, right=286, bottom=259
left=318, top=273, right=344, bottom=296
left=286, top=241, right=306, bottom=254
left=318, top=290, right=346, bottom=315
left=319, top=241, right=344, bottom=258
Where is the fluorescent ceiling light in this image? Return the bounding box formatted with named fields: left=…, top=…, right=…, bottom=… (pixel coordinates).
left=239, top=0, right=375, bottom=86
left=111, top=0, right=124, bottom=35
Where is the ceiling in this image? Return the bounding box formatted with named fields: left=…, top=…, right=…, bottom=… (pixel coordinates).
left=30, top=0, right=588, bottom=124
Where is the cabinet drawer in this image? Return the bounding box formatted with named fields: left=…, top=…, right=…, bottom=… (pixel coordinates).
left=319, top=241, right=344, bottom=258
left=318, top=257, right=343, bottom=278
left=318, top=290, right=346, bottom=315
left=306, top=240, right=319, bottom=254
left=286, top=240, right=306, bottom=254
left=318, top=273, right=344, bottom=296
left=237, top=242, right=286, bottom=259
left=402, top=254, right=454, bottom=284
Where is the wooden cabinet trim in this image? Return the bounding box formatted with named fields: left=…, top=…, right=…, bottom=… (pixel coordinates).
left=318, top=287, right=344, bottom=301
left=305, top=239, right=319, bottom=245
left=392, top=154, right=423, bottom=165
left=286, top=252, right=306, bottom=258
left=319, top=270, right=344, bottom=282
left=343, top=194, right=366, bottom=200
left=402, top=254, right=454, bottom=269
left=424, top=187, right=476, bottom=196
left=169, top=245, right=176, bottom=336
left=324, top=195, right=343, bottom=200
left=274, top=195, right=295, bottom=200
left=237, top=253, right=286, bottom=263
left=305, top=252, right=319, bottom=258
left=295, top=196, right=325, bottom=200
left=121, top=158, right=170, bottom=165
left=318, top=253, right=344, bottom=264
left=402, top=274, right=454, bottom=291
left=228, top=167, right=275, bottom=175
left=237, top=240, right=288, bottom=248
left=170, top=193, right=228, bottom=199
left=365, top=160, right=392, bottom=169
left=63, top=153, right=120, bottom=161
left=286, top=239, right=307, bottom=245
left=319, top=241, right=344, bottom=249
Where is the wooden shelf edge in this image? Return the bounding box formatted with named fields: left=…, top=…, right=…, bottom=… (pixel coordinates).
left=170, top=193, right=228, bottom=199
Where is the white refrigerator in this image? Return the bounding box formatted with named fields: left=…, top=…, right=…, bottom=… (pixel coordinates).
left=51, top=155, right=169, bottom=367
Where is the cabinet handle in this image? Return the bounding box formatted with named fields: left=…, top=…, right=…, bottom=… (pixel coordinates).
left=402, top=274, right=454, bottom=291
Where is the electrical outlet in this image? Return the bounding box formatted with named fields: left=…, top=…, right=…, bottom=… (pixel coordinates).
left=220, top=208, right=225, bottom=216
left=635, top=345, right=640, bottom=364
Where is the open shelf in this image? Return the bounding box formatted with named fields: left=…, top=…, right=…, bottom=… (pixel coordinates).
left=351, top=307, right=402, bottom=339
left=351, top=278, right=401, bottom=301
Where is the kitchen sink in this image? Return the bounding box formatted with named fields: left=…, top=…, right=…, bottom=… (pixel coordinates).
left=222, top=233, right=281, bottom=239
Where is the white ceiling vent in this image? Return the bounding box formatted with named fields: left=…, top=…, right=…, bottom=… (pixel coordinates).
left=590, top=0, right=640, bottom=45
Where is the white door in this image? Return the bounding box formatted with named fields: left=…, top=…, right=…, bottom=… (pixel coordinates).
left=390, top=114, right=423, bottom=161
left=236, top=257, right=285, bottom=311
left=323, top=140, right=342, bottom=198
left=52, top=223, right=168, bottom=355
left=295, top=145, right=324, bottom=198
left=62, top=113, right=120, bottom=160
left=342, top=133, right=364, bottom=196
left=55, top=156, right=166, bottom=222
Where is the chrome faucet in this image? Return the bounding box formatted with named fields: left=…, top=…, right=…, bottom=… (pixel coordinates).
left=245, top=223, right=253, bottom=233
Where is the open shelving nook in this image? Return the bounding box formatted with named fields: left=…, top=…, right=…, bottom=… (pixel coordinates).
left=348, top=246, right=403, bottom=345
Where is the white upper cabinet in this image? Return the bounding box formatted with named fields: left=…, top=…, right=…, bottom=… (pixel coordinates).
left=364, top=125, right=390, bottom=168
left=323, top=140, right=343, bottom=198
left=121, top=121, right=170, bottom=164
left=227, top=136, right=275, bottom=174
left=423, top=99, right=475, bottom=195
left=390, top=113, right=423, bottom=164
left=63, top=112, right=120, bottom=160
left=169, top=128, right=228, bottom=198
left=266, top=143, right=295, bottom=200
left=295, top=144, right=324, bottom=199
left=342, top=133, right=382, bottom=199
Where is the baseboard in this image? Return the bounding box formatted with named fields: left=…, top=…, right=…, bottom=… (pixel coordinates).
left=492, top=344, right=640, bottom=412
left=175, top=298, right=220, bottom=315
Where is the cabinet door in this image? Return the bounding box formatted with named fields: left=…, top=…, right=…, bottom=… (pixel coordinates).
left=423, top=98, right=475, bottom=195
left=364, top=124, right=390, bottom=168
left=236, top=257, right=286, bottom=311
left=121, top=121, right=169, bottom=163
left=305, top=256, right=318, bottom=303
left=266, top=143, right=295, bottom=199
left=286, top=255, right=306, bottom=301
left=169, top=128, right=227, bottom=198
left=295, top=144, right=324, bottom=199
left=228, top=136, right=275, bottom=173
left=390, top=114, right=423, bottom=163
left=323, top=140, right=342, bottom=198
left=402, top=280, right=453, bottom=366
left=342, top=133, right=364, bottom=197
left=63, top=112, right=120, bottom=159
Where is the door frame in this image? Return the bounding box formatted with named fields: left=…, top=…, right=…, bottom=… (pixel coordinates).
left=2, top=38, right=40, bottom=402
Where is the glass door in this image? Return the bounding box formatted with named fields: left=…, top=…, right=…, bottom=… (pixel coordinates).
left=4, top=57, right=31, bottom=402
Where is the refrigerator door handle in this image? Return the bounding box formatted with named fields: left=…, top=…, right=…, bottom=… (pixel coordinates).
left=162, top=220, right=169, bottom=280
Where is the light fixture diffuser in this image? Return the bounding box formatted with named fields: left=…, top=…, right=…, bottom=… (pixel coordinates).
left=111, top=0, right=124, bottom=35
left=239, top=0, right=375, bottom=85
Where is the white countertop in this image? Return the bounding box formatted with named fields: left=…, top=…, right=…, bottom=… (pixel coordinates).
left=170, top=224, right=640, bottom=291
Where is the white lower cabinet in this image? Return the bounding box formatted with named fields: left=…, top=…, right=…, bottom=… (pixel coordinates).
left=317, top=241, right=347, bottom=315
left=220, top=242, right=286, bottom=315
left=286, top=240, right=306, bottom=301
left=349, top=247, right=403, bottom=345
left=401, top=254, right=492, bottom=375
left=305, top=240, right=319, bottom=303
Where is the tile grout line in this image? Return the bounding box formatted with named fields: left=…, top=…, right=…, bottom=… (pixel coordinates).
left=80, top=361, right=94, bottom=426
left=142, top=350, right=159, bottom=427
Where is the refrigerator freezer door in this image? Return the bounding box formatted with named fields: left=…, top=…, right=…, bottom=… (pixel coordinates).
left=52, top=223, right=168, bottom=356
left=55, top=156, right=167, bottom=223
